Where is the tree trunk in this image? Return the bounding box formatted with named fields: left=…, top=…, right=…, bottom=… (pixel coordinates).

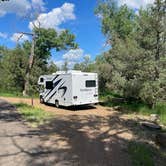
left=23, top=72, right=30, bottom=96
left=155, top=31, right=160, bottom=61
left=154, top=0, right=161, bottom=80
left=23, top=36, right=35, bottom=96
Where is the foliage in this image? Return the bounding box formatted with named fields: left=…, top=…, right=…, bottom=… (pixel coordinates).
left=25, top=28, right=77, bottom=95
left=128, top=142, right=154, bottom=166
left=95, top=1, right=136, bottom=40
left=94, top=0, right=166, bottom=107
left=46, top=61, right=59, bottom=74
left=0, top=45, right=28, bottom=92
left=73, top=55, right=94, bottom=72
left=101, top=93, right=166, bottom=125
left=61, top=59, right=69, bottom=71
left=0, top=92, right=25, bottom=97
left=15, top=103, right=53, bottom=126
left=34, top=28, right=78, bottom=61
left=0, top=28, right=77, bottom=95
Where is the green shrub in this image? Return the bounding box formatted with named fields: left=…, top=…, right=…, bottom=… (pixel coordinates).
left=101, top=94, right=166, bottom=125
left=128, top=142, right=154, bottom=166
left=14, top=103, right=53, bottom=126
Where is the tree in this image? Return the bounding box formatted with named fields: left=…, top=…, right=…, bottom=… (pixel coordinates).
left=47, top=61, right=58, bottom=74
left=73, top=55, right=92, bottom=72
left=151, top=0, right=165, bottom=62
left=0, top=43, right=58, bottom=94
left=136, top=0, right=166, bottom=107
left=61, top=60, right=68, bottom=71
left=0, top=45, right=28, bottom=93
left=96, top=1, right=136, bottom=41
left=96, top=0, right=166, bottom=107
left=21, top=28, right=78, bottom=95
left=96, top=0, right=139, bottom=93
left=95, top=58, right=113, bottom=92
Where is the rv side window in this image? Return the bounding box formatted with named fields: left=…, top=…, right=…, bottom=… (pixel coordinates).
left=40, top=78, right=44, bottom=82
left=86, top=80, right=96, bottom=87
left=45, top=81, right=53, bottom=89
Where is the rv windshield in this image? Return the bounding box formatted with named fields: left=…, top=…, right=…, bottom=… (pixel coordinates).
left=86, top=80, right=96, bottom=87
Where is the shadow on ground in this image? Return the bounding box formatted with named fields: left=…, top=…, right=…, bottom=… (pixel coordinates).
left=0, top=99, right=166, bottom=166
left=0, top=99, right=21, bottom=122
left=26, top=112, right=166, bottom=166
left=44, top=102, right=97, bottom=111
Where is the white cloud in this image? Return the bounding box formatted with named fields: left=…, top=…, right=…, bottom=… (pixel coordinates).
left=54, top=48, right=91, bottom=69
left=54, top=60, right=77, bottom=69
left=0, top=0, right=31, bottom=17
left=0, top=32, right=7, bottom=38
left=54, top=60, right=64, bottom=68
left=11, top=33, right=29, bottom=42
left=31, top=0, right=45, bottom=12
left=118, top=0, right=154, bottom=9
left=63, top=48, right=83, bottom=61
left=0, top=0, right=45, bottom=17
left=54, top=49, right=84, bottom=69
left=29, top=3, right=75, bottom=30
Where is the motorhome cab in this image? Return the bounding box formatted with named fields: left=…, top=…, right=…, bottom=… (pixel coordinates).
left=38, top=70, right=98, bottom=107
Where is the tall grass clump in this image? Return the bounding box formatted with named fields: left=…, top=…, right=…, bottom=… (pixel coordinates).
left=14, top=103, right=53, bottom=126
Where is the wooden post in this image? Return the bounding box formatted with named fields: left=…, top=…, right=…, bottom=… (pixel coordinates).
left=31, top=97, right=34, bottom=106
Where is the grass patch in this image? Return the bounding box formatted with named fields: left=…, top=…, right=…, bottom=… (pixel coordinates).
left=14, top=103, right=53, bottom=127
left=0, top=92, right=23, bottom=97
left=128, top=142, right=154, bottom=166
left=0, top=91, right=38, bottom=98
left=101, top=95, right=166, bottom=125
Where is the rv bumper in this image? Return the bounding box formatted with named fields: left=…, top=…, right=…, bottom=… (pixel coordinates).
left=72, top=100, right=99, bottom=106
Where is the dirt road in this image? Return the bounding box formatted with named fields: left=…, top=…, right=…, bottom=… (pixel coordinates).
left=0, top=97, right=115, bottom=116
left=0, top=99, right=44, bottom=166
left=2, top=97, right=161, bottom=165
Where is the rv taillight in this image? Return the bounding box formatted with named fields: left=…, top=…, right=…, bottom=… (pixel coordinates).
left=94, top=94, right=98, bottom=97
left=73, top=96, right=78, bottom=99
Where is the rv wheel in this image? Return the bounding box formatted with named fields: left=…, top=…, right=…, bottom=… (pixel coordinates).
left=40, top=97, right=44, bottom=104
left=55, top=100, right=59, bottom=108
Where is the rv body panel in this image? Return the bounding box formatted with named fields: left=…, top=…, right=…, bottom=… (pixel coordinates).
left=72, top=73, right=98, bottom=105
left=48, top=74, right=73, bottom=106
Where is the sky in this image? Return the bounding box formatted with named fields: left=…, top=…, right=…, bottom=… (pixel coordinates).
left=0, top=0, right=154, bottom=68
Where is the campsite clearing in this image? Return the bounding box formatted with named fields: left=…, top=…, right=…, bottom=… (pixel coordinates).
left=0, top=97, right=165, bottom=166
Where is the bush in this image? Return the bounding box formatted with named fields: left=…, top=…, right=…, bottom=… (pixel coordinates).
left=128, top=142, right=154, bottom=166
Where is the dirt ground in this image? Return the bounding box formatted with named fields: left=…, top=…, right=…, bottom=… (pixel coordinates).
left=0, top=97, right=117, bottom=116
left=0, top=97, right=165, bottom=166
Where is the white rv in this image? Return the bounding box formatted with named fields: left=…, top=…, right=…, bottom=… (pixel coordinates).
left=38, top=70, right=98, bottom=107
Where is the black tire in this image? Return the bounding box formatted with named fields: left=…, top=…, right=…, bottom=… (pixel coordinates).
left=40, top=96, right=44, bottom=104
left=55, top=100, right=59, bottom=108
